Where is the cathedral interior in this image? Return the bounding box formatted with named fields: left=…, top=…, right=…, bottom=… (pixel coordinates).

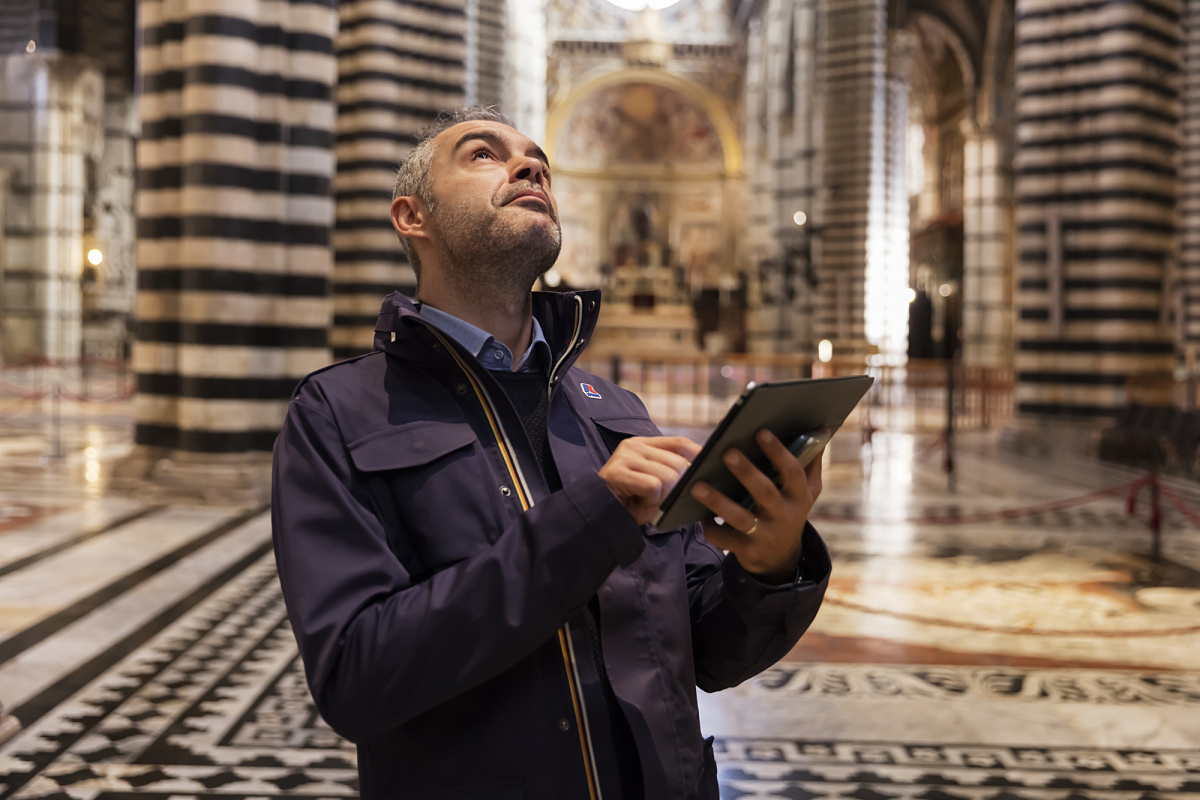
left=1, top=0, right=1200, bottom=797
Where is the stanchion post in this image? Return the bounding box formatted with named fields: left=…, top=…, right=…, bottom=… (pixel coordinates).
left=610, top=353, right=621, bottom=386
left=1149, top=472, right=1162, bottom=561
left=981, top=369, right=991, bottom=430
left=944, top=358, right=956, bottom=492
left=48, top=382, right=63, bottom=459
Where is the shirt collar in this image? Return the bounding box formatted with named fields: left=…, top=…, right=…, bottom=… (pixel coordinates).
left=416, top=302, right=552, bottom=373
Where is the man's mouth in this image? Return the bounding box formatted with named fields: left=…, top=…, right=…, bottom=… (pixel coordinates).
left=507, top=189, right=550, bottom=208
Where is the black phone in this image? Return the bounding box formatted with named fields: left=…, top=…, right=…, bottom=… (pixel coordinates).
left=737, top=429, right=831, bottom=511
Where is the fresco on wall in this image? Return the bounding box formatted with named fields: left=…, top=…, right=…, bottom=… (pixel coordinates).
left=555, top=82, right=723, bottom=168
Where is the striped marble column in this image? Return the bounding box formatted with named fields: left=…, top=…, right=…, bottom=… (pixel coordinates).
left=961, top=123, right=1013, bottom=368
left=816, top=0, right=887, bottom=357
left=742, top=0, right=822, bottom=355
left=877, top=28, right=912, bottom=360
left=1014, top=0, right=1181, bottom=419
left=1181, top=0, right=1200, bottom=365
left=0, top=52, right=102, bottom=363
left=132, top=0, right=338, bottom=456
left=466, top=0, right=504, bottom=106
left=330, top=0, right=465, bottom=360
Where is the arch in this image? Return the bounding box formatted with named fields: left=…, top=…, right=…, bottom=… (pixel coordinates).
left=979, top=0, right=1014, bottom=129
left=546, top=68, right=743, bottom=175
left=909, top=8, right=977, bottom=94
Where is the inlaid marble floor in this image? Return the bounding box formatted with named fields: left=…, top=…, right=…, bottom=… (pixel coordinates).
left=0, top=401, right=1197, bottom=800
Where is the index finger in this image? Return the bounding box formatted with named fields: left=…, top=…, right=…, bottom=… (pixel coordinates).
left=641, top=435, right=702, bottom=460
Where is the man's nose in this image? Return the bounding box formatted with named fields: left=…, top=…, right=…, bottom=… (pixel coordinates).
left=512, top=156, right=546, bottom=186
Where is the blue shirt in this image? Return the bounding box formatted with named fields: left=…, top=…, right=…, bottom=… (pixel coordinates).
left=417, top=302, right=552, bottom=373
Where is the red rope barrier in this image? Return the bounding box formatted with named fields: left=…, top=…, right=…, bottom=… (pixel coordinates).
left=55, top=386, right=133, bottom=403
left=1, top=378, right=132, bottom=404
left=1, top=356, right=128, bottom=371
left=0, top=394, right=41, bottom=420
left=911, top=434, right=944, bottom=466
left=0, top=378, right=42, bottom=398
left=1157, top=481, right=1200, bottom=529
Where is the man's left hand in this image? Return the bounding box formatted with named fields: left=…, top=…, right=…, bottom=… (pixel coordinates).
left=689, top=429, right=823, bottom=584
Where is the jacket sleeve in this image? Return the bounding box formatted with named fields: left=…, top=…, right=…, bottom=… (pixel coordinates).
left=271, top=390, right=645, bottom=743
left=682, top=520, right=831, bottom=692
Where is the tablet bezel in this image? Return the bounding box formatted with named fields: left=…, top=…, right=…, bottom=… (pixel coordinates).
left=652, top=374, right=874, bottom=530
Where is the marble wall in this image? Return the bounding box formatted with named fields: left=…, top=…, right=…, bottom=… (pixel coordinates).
left=79, top=0, right=138, bottom=363
left=1181, top=0, right=1200, bottom=368
left=741, top=0, right=822, bottom=355
left=961, top=122, right=1014, bottom=369
left=0, top=52, right=103, bottom=364
left=0, top=0, right=137, bottom=367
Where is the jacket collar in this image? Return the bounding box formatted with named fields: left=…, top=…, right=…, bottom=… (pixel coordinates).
left=374, top=289, right=602, bottom=374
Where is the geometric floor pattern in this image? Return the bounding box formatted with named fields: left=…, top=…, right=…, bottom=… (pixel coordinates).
left=1, top=537, right=1197, bottom=800
left=1, top=394, right=1199, bottom=800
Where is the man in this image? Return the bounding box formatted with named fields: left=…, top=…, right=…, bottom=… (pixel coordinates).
left=271, top=106, right=830, bottom=800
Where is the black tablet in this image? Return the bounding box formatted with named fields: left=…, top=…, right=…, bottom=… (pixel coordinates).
left=652, top=374, right=874, bottom=529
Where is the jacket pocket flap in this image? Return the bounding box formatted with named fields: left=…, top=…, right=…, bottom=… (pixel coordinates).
left=348, top=421, right=478, bottom=472
left=591, top=414, right=661, bottom=438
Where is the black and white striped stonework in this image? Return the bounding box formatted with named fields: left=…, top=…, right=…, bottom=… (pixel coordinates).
left=133, top=0, right=339, bottom=453
left=331, top=0, right=465, bottom=360
left=961, top=124, right=1014, bottom=368
left=742, top=0, right=822, bottom=355
left=1014, top=0, right=1181, bottom=419
left=0, top=50, right=100, bottom=364
left=1181, top=0, right=1200, bottom=363
left=816, top=0, right=886, bottom=354
left=466, top=0, right=505, bottom=107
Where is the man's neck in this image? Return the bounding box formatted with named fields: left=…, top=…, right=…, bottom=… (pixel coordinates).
left=416, top=285, right=534, bottom=359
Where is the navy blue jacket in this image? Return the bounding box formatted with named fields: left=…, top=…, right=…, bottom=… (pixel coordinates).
left=271, top=290, right=831, bottom=800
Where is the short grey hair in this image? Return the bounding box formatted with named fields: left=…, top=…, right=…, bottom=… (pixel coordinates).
left=392, top=106, right=517, bottom=280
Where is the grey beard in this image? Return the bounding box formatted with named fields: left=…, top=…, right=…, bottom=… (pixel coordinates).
left=431, top=201, right=562, bottom=308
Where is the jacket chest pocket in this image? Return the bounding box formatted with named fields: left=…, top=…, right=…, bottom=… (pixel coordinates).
left=348, top=420, right=502, bottom=578
left=590, top=414, right=662, bottom=461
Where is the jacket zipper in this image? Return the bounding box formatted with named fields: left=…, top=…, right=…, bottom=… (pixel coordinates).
left=424, top=317, right=603, bottom=800
left=547, top=295, right=584, bottom=401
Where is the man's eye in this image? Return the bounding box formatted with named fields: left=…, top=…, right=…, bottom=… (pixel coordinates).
left=473, top=150, right=494, bottom=160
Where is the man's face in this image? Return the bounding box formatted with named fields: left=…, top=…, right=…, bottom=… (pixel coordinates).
left=423, top=120, right=562, bottom=288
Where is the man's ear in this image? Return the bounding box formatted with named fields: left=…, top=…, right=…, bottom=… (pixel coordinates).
left=391, top=195, right=430, bottom=242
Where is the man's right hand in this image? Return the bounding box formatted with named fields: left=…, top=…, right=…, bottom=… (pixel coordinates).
left=598, top=436, right=702, bottom=525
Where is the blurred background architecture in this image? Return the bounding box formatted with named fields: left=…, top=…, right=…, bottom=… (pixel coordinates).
left=2, top=1, right=1200, bottom=799
left=0, top=0, right=1195, bottom=475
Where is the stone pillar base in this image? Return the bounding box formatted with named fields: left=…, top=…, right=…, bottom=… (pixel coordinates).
left=112, top=447, right=272, bottom=506
left=0, top=704, right=20, bottom=746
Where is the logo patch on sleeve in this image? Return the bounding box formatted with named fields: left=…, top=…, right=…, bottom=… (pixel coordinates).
left=580, top=383, right=603, bottom=399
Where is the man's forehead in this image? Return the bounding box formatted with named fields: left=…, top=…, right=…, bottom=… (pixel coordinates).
left=432, top=120, right=545, bottom=160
